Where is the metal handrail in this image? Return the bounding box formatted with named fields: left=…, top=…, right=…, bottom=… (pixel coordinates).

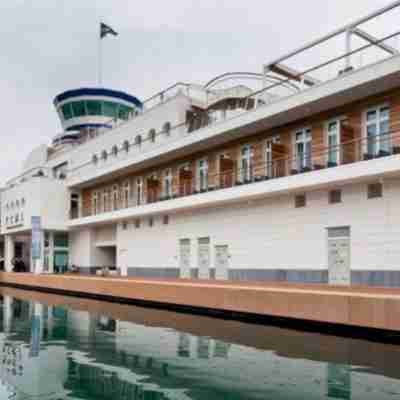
left=80, top=128, right=400, bottom=218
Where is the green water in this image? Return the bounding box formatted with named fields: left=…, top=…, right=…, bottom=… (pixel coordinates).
left=0, top=289, right=399, bottom=400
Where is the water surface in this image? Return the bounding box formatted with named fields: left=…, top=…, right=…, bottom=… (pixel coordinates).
left=0, top=287, right=399, bottom=399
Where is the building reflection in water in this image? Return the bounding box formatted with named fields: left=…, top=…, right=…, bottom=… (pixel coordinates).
left=0, top=289, right=399, bottom=400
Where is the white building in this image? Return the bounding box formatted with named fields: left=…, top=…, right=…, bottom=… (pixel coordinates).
left=2, top=2, right=400, bottom=286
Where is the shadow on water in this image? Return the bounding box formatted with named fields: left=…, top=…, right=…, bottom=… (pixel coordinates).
left=0, top=287, right=399, bottom=399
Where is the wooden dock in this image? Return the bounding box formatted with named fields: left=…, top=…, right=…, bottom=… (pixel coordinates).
left=1, top=272, right=400, bottom=334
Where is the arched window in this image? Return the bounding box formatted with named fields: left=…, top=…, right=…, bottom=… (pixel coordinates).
left=92, top=154, right=98, bottom=165
left=163, top=122, right=171, bottom=136
left=135, top=135, right=142, bottom=146
left=148, top=129, right=156, bottom=143
left=123, top=140, right=130, bottom=153
left=112, top=145, right=118, bottom=157
left=101, top=150, right=108, bottom=161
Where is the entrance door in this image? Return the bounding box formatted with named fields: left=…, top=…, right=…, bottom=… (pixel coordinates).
left=328, top=227, right=351, bottom=285
left=179, top=239, right=191, bottom=278
left=198, top=238, right=210, bottom=279
left=215, top=245, right=229, bottom=280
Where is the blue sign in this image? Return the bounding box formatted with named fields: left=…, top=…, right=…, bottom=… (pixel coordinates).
left=31, top=216, right=42, bottom=260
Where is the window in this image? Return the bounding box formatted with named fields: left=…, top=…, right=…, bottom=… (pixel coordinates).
left=112, top=145, right=118, bottom=157
left=135, top=135, right=142, bottom=146
left=295, top=128, right=312, bottom=170
left=295, top=194, right=306, bottom=208
left=163, top=122, right=171, bottom=136
left=122, top=221, right=128, bottom=230
left=148, top=129, right=156, bottom=143
left=134, top=219, right=141, bottom=229
left=367, top=182, right=383, bottom=199
left=329, top=189, right=342, bottom=204
left=101, top=150, right=108, bottom=161
left=122, top=181, right=130, bottom=208
left=86, top=100, right=102, bottom=116
left=136, top=178, right=143, bottom=206
left=118, top=104, right=132, bottom=121
left=92, top=154, right=98, bottom=165
left=164, top=169, right=173, bottom=198
left=123, top=140, right=130, bottom=153
left=149, top=217, right=154, bottom=227
left=71, top=101, right=86, bottom=117
left=366, top=106, right=390, bottom=156
left=103, top=101, right=118, bottom=118
left=240, top=145, right=253, bottom=182
left=103, top=189, right=109, bottom=212
left=54, top=233, right=69, bottom=248
left=198, top=159, right=208, bottom=191
left=61, top=103, right=73, bottom=120
left=327, top=120, right=340, bottom=166
left=92, top=192, right=99, bottom=215
left=112, top=185, right=119, bottom=211
left=163, top=215, right=169, bottom=225
left=265, top=136, right=280, bottom=178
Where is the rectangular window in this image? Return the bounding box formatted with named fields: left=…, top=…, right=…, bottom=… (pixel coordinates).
left=103, top=101, right=118, bottom=118
left=136, top=178, right=143, bottom=206
left=134, top=219, right=141, bottom=229
left=198, top=159, right=208, bottom=191
left=295, top=128, right=312, bottom=171
left=367, top=182, right=383, bottom=199
left=295, top=194, right=306, bottom=208
left=240, top=145, right=253, bottom=182
left=54, top=233, right=69, bottom=248
left=164, top=169, right=173, bottom=198
left=163, top=215, right=169, bottom=225
left=327, top=120, right=340, bottom=166
left=329, top=189, right=342, bottom=204
left=71, top=101, right=86, bottom=117
left=86, top=100, right=102, bottom=116
left=118, top=104, right=133, bottom=121
left=61, top=103, right=73, bottom=120
left=365, top=106, right=390, bottom=156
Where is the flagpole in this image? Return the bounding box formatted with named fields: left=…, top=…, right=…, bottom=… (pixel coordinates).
left=98, top=21, right=102, bottom=87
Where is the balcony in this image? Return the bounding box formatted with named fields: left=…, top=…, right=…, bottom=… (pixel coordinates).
left=70, top=129, right=400, bottom=227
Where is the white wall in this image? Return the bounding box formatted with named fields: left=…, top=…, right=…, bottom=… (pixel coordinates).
left=1, top=177, right=69, bottom=234
left=110, top=178, right=400, bottom=272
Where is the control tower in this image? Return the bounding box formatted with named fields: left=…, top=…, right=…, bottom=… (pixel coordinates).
left=52, top=88, right=142, bottom=146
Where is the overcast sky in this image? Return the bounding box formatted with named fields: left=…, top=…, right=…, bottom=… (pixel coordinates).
left=0, top=0, right=394, bottom=185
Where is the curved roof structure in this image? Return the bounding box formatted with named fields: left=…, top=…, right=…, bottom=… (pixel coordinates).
left=54, top=88, right=142, bottom=108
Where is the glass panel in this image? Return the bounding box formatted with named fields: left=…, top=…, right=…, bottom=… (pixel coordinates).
left=54, top=233, right=69, bottom=248
left=328, top=135, right=338, bottom=164
left=118, top=104, right=133, bottom=120
left=367, top=124, right=377, bottom=155
left=71, top=101, right=86, bottom=117
left=380, top=106, right=390, bottom=120
left=103, top=101, right=118, bottom=118
left=86, top=100, right=102, bottom=116
left=367, top=110, right=377, bottom=122
left=61, top=103, right=73, bottom=120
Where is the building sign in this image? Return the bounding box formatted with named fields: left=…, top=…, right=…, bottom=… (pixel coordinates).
left=31, top=216, right=42, bottom=260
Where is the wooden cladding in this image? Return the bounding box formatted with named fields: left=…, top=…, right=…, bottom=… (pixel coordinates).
left=77, top=89, right=400, bottom=218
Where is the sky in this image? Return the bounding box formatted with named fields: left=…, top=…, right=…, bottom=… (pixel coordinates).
left=0, top=0, right=395, bottom=185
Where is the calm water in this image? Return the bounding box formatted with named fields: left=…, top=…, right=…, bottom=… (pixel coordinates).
left=0, top=289, right=399, bottom=399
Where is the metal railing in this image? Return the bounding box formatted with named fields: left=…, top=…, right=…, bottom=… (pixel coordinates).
left=79, top=128, right=400, bottom=219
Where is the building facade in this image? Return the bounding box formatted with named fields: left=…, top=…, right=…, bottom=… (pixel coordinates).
left=2, top=3, right=400, bottom=286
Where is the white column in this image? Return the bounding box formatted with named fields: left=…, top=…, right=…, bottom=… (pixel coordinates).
left=4, top=235, right=14, bottom=272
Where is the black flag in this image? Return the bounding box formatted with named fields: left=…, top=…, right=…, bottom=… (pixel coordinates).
left=100, top=22, right=118, bottom=39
